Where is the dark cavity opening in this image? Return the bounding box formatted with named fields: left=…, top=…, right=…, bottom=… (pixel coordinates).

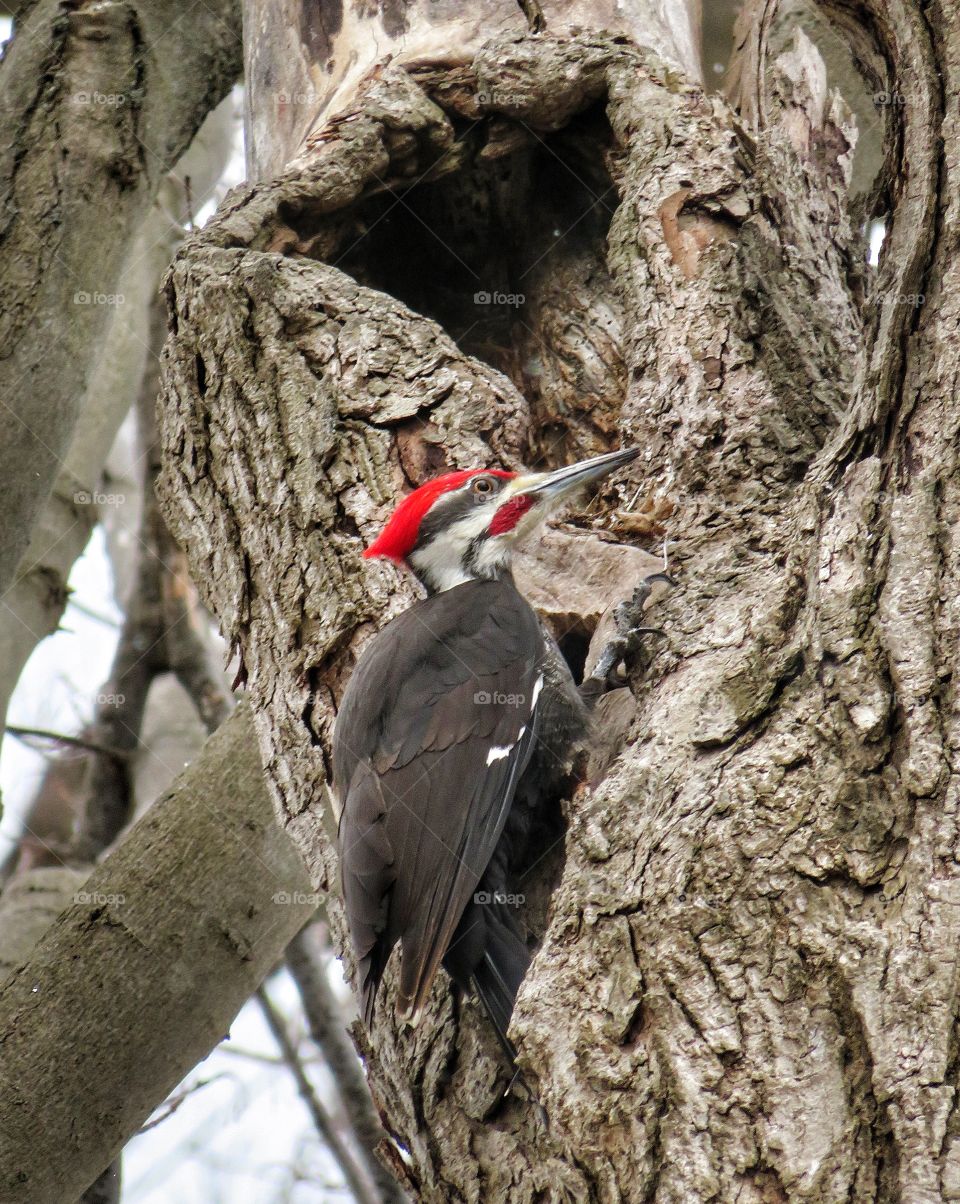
left=330, top=103, right=625, bottom=468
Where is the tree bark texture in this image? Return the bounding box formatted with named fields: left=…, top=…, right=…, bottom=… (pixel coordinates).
left=158, top=1, right=960, bottom=1200
left=241, top=0, right=702, bottom=179
left=0, top=0, right=241, bottom=599
left=0, top=92, right=235, bottom=747
left=0, top=706, right=316, bottom=1202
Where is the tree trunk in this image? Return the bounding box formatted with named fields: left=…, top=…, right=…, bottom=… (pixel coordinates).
left=158, top=1, right=960, bottom=1199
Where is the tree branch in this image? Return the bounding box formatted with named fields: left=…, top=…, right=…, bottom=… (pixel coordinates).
left=256, top=983, right=381, bottom=1204
left=77, top=279, right=230, bottom=857
left=0, top=705, right=316, bottom=1202
left=286, top=926, right=407, bottom=1204
left=0, top=0, right=242, bottom=598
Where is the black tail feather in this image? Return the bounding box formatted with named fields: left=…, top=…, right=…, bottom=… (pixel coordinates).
left=468, top=916, right=529, bottom=1061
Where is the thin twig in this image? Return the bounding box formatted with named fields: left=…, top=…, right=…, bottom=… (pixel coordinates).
left=256, top=985, right=380, bottom=1204
left=5, top=726, right=129, bottom=760
left=134, top=1075, right=228, bottom=1136
left=65, top=598, right=121, bottom=628
left=215, top=1044, right=291, bottom=1066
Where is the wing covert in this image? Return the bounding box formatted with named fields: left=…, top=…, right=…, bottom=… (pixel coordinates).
left=335, top=579, right=546, bottom=1021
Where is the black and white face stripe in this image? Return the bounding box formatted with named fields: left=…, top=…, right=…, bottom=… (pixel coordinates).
left=414, top=480, right=502, bottom=548
left=409, top=475, right=512, bottom=593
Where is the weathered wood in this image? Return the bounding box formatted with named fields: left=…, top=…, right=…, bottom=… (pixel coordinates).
left=242, top=0, right=702, bottom=178
left=158, top=0, right=960, bottom=1198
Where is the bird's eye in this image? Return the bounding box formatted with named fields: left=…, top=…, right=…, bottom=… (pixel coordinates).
left=472, top=476, right=496, bottom=496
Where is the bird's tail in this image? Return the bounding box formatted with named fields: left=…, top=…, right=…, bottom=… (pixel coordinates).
left=469, top=916, right=530, bottom=1062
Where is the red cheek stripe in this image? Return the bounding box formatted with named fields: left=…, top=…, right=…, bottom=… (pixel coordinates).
left=488, top=494, right=535, bottom=536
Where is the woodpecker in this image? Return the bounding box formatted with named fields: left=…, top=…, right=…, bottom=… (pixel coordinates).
left=334, top=447, right=667, bottom=1054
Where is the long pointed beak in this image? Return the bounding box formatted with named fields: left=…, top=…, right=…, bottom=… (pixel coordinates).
left=516, top=447, right=640, bottom=503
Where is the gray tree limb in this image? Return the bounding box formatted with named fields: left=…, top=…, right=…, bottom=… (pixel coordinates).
left=256, top=982, right=382, bottom=1204
left=0, top=92, right=235, bottom=753
left=287, top=925, right=407, bottom=1204
left=0, top=705, right=316, bottom=1202
left=0, top=0, right=242, bottom=598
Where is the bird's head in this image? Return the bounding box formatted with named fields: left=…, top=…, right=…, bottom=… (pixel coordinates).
left=363, top=447, right=640, bottom=593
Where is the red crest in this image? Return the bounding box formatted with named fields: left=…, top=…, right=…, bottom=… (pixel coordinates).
left=364, top=469, right=516, bottom=562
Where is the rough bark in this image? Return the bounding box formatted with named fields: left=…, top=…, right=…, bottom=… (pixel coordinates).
left=0, top=0, right=241, bottom=599
left=0, top=706, right=316, bottom=1202
left=157, top=0, right=960, bottom=1200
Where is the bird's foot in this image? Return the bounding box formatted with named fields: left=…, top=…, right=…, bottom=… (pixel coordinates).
left=581, top=546, right=675, bottom=698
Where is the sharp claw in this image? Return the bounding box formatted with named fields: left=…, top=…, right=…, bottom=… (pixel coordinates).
left=581, top=568, right=676, bottom=700
left=648, top=571, right=678, bottom=589
left=616, top=581, right=672, bottom=635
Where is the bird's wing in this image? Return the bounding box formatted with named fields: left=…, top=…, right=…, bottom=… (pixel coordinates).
left=335, top=580, right=545, bottom=1023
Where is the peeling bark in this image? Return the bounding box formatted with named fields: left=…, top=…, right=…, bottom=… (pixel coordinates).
left=157, top=1, right=960, bottom=1199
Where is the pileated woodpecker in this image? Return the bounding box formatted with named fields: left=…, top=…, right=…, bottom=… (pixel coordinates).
left=335, top=447, right=666, bottom=1053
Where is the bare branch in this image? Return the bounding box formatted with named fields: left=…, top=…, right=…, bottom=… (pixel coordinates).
left=134, top=1075, right=230, bottom=1136
left=0, top=0, right=242, bottom=598
left=77, top=284, right=230, bottom=857
left=0, top=705, right=317, bottom=1202
left=286, top=925, right=407, bottom=1204
left=4, top=725, right=129, bottom=760
left=256, top=983, right=382, bottom=1204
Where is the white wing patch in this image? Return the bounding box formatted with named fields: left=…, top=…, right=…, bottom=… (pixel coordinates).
left=486, top=724, right=526, bottom=766
left=484, top=674, right=542, bottom=767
